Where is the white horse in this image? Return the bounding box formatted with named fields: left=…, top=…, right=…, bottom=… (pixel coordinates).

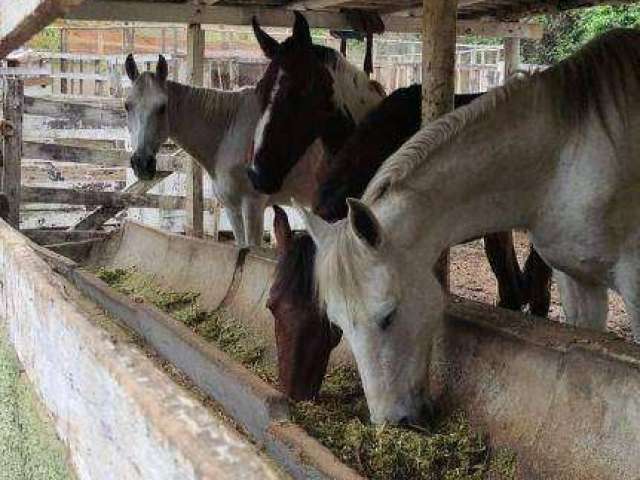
left=297, top=28, right=640, bottom=424
left=123, top=54, right=324, bottom=247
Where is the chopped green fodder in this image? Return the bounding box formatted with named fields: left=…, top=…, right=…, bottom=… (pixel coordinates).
left=96, top=267, right=275, bottom=382
left=292, top=366, right=517, bottom=480
left=0, top=325, right=74, bottom=480
left=96, top=267, right=517, bottom=479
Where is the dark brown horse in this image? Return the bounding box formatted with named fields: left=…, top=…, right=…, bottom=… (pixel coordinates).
left=268, top=205, right=342, bottom=401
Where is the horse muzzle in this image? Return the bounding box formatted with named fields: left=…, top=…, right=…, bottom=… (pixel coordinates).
left=131, top=153, right=157, bottom=181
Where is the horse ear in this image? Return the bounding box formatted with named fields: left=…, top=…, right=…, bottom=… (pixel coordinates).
left=125, top=54, right=139, bottom=82
left=156, top=55, right=168, bottom=83
left=347, top=198, right=383, bottom=249
left=293, top=199, right=332, bottom=250
left=252, top=17, right=279, bottom=58
left=292, top=11, right=312, bottom=47
left=273, top=205, right=293, bottom=255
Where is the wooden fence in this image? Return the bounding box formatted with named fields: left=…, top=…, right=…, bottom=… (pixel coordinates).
left=0, top=77, right=221, bottom=244
left=2, top=42, right=519, bottom=99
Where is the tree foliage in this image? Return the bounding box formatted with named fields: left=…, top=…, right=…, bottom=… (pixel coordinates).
left=523, top=5, right=640, bottom=64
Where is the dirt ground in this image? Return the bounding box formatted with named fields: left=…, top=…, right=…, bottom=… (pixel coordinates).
left=450, top=231, right=632, bottom=341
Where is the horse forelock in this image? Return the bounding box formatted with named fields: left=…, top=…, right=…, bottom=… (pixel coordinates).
left=272, top=233, right=317, bottom=304
left=314, top=220, right=378, bottom=321
left=363, top=28, right=640, bottom=205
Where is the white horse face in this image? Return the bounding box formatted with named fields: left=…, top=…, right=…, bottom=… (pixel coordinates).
left=298, top=199, right=437, bottom=425
left=124, top=54, right=170, bottom=180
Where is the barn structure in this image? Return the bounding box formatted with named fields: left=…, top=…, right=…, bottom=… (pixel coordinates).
left=1, top=1, right=640, bottom=480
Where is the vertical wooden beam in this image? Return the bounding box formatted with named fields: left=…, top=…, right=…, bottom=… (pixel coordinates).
left=184, top=23, right=205, bottom=238
left=422, top=0, right=457, bottom=290
left=503, top=36, right=520, bottom=82
left=2, top=78, right=23, bottom=228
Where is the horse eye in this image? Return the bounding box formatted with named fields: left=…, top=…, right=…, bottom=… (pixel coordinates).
left=124, top=102, right=131, bottom=112
left=376, top=310, right=395, bottom=331
left=158, top=104, right=167, bottom=115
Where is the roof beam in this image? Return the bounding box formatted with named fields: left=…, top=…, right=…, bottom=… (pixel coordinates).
left=64, top=1, right=543, bottom=38
left=0, top=0, right=86, bottom=58
left=285, top=0, right=350, bottom=9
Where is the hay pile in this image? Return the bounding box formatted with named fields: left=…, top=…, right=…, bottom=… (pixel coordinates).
left=97, top=266, right=516, bottom=480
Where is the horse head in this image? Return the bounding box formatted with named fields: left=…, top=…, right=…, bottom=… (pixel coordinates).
left=124, top=54, right=170, bottom=181
left=248, top=12, right=357, bottom=195
left=268, top=205, right=342, bottom=400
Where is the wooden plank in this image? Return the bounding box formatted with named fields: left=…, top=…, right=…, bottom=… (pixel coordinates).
left=23, top=141, right=128, bottom=165
left=2, top=78, right=23, bottom=228
left=71, top=173, right=169, bottom=230
left=0, top=0, right=85, bottom=58
left=23, top=186, right=176, bottom=208
left=184, top=23, right=205, bottom=238
left=24, top=95, right=126, bottom=129
left=21, top=141, right=184, bottom=171
left=422, top=0, right=457, bottom=290
left=21, top=227, right=110, bottom=244
left=286, top=0, right=350, bottom=9
left=64, top=2, right=543, bottom=38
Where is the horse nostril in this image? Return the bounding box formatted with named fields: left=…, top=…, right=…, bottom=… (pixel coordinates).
left=398, top=416, right=411, bottom=426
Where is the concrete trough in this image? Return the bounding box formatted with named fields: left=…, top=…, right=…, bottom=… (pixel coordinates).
left=8, top=219, right=640, bottom=479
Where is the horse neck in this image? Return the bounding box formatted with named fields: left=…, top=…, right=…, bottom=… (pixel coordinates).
left=374, top=84, right=561, bottom=265
left=166, top=82, right=257, bottom=172
left=321, top=57, right=383, bottom=156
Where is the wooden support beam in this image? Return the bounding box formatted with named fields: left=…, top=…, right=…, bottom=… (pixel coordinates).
left=422, top=0, right=457, bottom=290
left=0, top=0, right=85, bottom=58
left=72, top=173, right=169, bottom=230
left=2, top=78, right=24, bottom=228
left=64, top=2, right=543, bottom=39
left=184, top=23, right=205, bottom=238
left=503, top=36, right=520, bottom=81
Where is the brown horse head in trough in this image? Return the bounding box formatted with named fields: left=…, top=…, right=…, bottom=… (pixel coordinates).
left=267, top=205, right=342, bottom=401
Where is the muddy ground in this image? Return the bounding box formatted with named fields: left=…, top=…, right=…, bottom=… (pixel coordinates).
left=450, top=231, right=632, bottom=341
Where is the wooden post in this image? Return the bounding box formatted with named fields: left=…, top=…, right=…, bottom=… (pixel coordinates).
left=184, top=23, right=205, bottom=238
left=2, top=78, right=23, bottom=228
left=422, top=0, right=457, bottom=290
left=503, top=36, right=520, bottom=83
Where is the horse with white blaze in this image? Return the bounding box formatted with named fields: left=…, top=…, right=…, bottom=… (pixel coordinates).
left=297, top=28, right=640, bottom=424
left=123, top=54, right=324, bottom=247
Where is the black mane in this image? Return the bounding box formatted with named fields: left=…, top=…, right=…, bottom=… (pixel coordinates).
left=316, top=84, right=483, bottom=221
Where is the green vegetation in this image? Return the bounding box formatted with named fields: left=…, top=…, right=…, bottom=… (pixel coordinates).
left=523, top=5, right=640, bottom=64
left=27, top=27, right=61, bottom=51
left=95, top=267, right=275, bottom=381
left=97, top=266, right=517, bottom=480
left=0, top=326, right=74, bottom=480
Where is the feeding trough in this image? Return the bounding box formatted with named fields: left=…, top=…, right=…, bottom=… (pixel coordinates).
left=3, top=219, right=640, bottom=479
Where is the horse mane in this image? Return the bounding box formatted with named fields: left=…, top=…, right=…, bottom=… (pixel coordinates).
left=363, top=28, right=640, bottom=204
left=312, top=44, right=385, bottom=122
left=166, top=79, right=254, bottom=128
left=272, top=233, right=317, bottom=304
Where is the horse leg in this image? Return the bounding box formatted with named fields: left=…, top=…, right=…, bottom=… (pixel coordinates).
left=483, top=231, right=524, bottom=311
left=226, top=206, right=247, bottom=248
left=242, top=198, right=265, bottom=247
left=521, top=246, right=553, bottom=317
left=555, top=271, right=608, bottom=331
